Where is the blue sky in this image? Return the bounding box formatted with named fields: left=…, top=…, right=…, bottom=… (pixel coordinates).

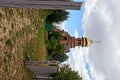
left=64, top=1, right=94, bottom=80
left=65, top=0, right=120, bottom=80
left=65, top=1, right=84, bottom=37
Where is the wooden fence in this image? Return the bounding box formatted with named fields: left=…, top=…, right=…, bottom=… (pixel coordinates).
left=25, top=61, right=60, bottom=80
left=0, top=0, right=83, bottom=10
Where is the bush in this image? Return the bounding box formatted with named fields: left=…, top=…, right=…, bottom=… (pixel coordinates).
left=46, top=10, right=69, bottom=23
left=47, top=32, right=64, bottom=55
left=52, top=54, right=68, bottom=62
left=52, top=65, right=83, bottom=80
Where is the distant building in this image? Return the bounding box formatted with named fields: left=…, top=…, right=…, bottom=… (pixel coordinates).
left=52, top=27, right=93, bottom=53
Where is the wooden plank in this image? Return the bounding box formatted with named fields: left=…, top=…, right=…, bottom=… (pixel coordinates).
left=0, top=3, right=81, bottom=10
left=0, top=0, right=82, bottom=6
left=0, top=0, right=82, bottom=10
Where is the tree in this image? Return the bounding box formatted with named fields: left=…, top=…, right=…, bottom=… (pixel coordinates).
left=52, top=54, right=68, bottom=62
left=52, top=65, right=83, bottom=80
left=47, top=32, right=64, bottom=55
left=46, top=10, right=69, bottom=23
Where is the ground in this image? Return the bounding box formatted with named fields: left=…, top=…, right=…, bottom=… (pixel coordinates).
left=0, top=8, right=49, bottom=80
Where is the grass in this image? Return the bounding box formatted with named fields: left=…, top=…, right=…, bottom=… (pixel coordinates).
left=37, top=26, right=47, bottom=61
left=0, top=8, right=51, bottom=80
left=22, top=10, right=48, bottom=61
left=5, top=39, right=13, bottom=48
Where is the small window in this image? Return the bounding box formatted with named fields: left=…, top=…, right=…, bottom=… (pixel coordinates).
left=63, top=37, right=67, bottom=40
left=78, top=42, right=81, bottom=44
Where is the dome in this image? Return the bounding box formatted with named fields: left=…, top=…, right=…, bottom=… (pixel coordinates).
left=83, top=37, right=93, bottom=47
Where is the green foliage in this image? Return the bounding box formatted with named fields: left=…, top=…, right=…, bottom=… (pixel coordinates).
left=48, top=31, right=63, bottom=40
left=52, top=54, right=68, bottom=62
left=47, top=32, right=64, bottom=55
left=47, top=31, right=68, bottom=62
left=52, top=65, right=83, bottom=80
left=23, top=40, right=38, bottom=61
left=46, top=10, right=69, bottom=23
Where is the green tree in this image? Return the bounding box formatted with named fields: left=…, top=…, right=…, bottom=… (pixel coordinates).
left=52, top=54, right=68, bottom=62
left=46, top=10, right=69, bottom=23
left=52, top=65, right=82, bottom=80
left=47, top=32, right=64, bottom=55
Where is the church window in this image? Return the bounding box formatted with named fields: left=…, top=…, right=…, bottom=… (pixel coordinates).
left=78, top=42, right=81, bottom=44
left=63, top=37, right=67, bottom=40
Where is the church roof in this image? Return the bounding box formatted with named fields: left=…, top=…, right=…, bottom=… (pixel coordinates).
left=83, top=37, right=93, bottom=47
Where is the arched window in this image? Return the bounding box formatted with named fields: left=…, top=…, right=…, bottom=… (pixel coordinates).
left=63, top=37, right=67, bottom=40
left=78, top=42, right=81, bottom=44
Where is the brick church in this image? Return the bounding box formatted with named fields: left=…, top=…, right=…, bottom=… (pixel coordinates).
left=52, top=27, right=93, bottom=53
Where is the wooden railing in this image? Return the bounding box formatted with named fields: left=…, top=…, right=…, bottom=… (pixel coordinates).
left=25, top=61, right=59, bottom=80
left=0, top=0, right=83, bottom=10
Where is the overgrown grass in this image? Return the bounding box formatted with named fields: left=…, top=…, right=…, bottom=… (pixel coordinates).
left=0, top=8, right=51, bottom=80
left=5, top=39, right=13, bottom=48
left=22, top=10, right=49, bottom=61
left=37, top=25, right=47, bottom=61
left=22, top=67, right=36, bottom=80
left=23, top=23, right=48, bottom=62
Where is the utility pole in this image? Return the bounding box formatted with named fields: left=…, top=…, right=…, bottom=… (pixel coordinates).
left=0, top=0, right=83, bottom=10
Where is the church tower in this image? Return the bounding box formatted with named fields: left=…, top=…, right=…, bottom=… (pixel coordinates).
left=74, top=37, right=93, bottom=47
left=61, top=36, right=93, bottom=53
left=52, top=27, right=93, bottom=53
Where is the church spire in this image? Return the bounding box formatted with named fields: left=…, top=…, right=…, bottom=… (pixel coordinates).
left=82, top=37, right=93, bottom=47
left=94, top=41, right=101, bottom=43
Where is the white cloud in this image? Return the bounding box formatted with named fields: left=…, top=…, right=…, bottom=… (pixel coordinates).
left=66, top=47, right=91, bottom=80
left=66, top=47, right=106, bottom=80
left=52, top=21, right=67, bottom=30
left=73, top=29, right=79, bottom=38
left=65, top=30, right=95, bottom=80
left=82, top=0, right=120, bottom=80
